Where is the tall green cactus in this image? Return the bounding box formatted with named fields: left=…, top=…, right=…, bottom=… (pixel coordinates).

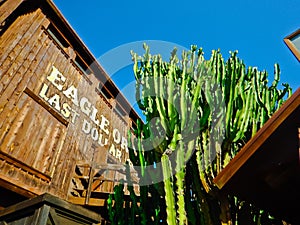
left=108, top=44, right=291, bottom=225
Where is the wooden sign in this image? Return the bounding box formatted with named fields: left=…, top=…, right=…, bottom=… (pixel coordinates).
left=0, top=0, right=139, bottom=207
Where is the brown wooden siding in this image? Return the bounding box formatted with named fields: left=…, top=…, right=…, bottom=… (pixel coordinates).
left=0, top=0, right=23, bottom=25
left=0, top=1, right=138, bottom=205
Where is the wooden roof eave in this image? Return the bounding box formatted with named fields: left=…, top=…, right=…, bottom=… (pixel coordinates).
left=42, top=0, right=140, bottom=123
left=284, top=28, right=300, bottom=62
left=0, top=0, right=24, bottom=24
left=213, top=87, right=300, bottom=189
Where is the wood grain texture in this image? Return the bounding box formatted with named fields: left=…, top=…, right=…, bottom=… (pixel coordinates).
left=0, top=0, right=24, bottom=28
left=0, top=2, right=138, bottom=204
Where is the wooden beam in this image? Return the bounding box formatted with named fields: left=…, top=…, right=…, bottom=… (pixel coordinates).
left=214, top=87, right=300, bottom=189
left=49, top=208, right=61, bottom=225
left=0, top=0, right=24, bottom=24
left=24, top=87, right=69, bottom=127
left=33, top=205, right=51, bottom=225
left=0, top=150, right=51, bottom=182
left=0, top=176, right=41, bottom=198
left=0, top=193, right=102, bottom=223
left=67, top=196, right=106, bottom=207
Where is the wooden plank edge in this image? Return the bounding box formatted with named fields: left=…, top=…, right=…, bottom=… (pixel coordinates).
left=0, top=150, right=51, bottom=182
left=213, top=87, right=300, bottom=189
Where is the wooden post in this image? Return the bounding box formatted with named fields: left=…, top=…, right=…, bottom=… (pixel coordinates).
left=32, top=205, right=51, bottom=225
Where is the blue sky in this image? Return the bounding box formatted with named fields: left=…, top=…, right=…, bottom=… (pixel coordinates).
left=52, top=0, right=299, bottom=113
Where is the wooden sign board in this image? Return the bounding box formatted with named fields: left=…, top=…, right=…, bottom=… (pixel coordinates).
left=0, top=0, right=139, bottom=207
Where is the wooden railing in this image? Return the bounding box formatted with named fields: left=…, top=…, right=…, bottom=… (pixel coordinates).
left=68, top=161, right=139, bottom=206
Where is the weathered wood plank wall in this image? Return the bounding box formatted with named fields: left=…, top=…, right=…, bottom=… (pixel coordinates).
left=0, top=0, right=138, bottom=203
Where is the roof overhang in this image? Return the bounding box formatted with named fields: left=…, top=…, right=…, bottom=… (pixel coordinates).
left=214, top=88, right=300, bottom=224
left=0, top=0, right=141, bottom=123
left=284, top=28, right=300, bottom=62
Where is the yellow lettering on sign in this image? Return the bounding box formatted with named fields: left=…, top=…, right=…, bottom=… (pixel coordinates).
left=48, top=94, right=61, bottom=111
left=80, top=97, right=92, bottom=116
left=61, top=102, right=71, bottom=118
left=39, top=83, right=49, bottom=101
left=90, top=106, right=100, bottom=126
left=121, top=136, right=128, bottom=152
left=109, top=144, right=122, bottom=162
left=82, top=119, right=91, bottom=134
left=40, top=65, right=130, bottom=163
left=99, top=115, right=109, bottom=134
left=98, top=133, right=108, bottom=146
left=91, top=127, right=99, bottom=141
left=113, top=128, right=121, bottom=144
left=109, top=144, right=116, bottom=156
left=63, top=85, right=79, bottom=106
left=115, top=148, right=122, bottom=162
left=47, top=66, right=66, bottom=91
left=71, top=109, right=80, bottom=123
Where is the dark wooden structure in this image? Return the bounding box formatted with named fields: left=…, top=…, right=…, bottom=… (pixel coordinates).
left=0, top=193, right=101, bottom=224
left=214, top=88, right=300, bottom=224
left=0, top=0, right=140, bottom=222
left=284, top=28, right=300, bottom=62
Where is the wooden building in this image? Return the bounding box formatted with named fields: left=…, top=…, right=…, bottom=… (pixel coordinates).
left=214, top=88, right=300, bottom=224
left=0, top=0, right=140, bottom=222
left=284, top=28, right=300, bottom=62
